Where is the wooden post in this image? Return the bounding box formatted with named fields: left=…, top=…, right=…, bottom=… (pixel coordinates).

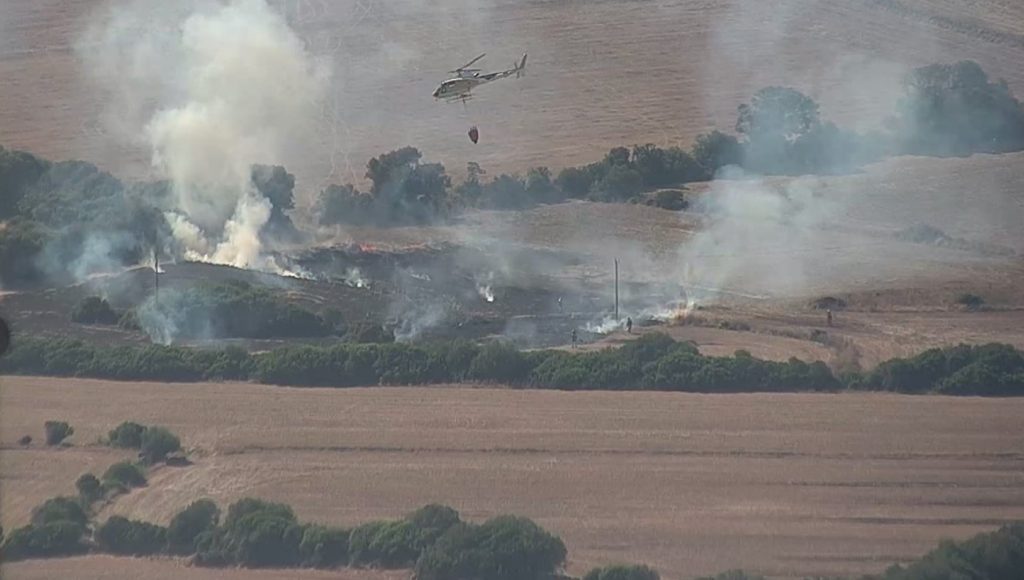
left=154, top=246, right=159, bottom=303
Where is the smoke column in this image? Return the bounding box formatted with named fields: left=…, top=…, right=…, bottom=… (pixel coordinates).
left=81, top=0, right=328, bottom=274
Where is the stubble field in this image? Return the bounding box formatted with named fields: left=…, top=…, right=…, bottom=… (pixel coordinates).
left=5, top=0, right=1024, bottom=189
left=3, top=376, right=1023, bottom=579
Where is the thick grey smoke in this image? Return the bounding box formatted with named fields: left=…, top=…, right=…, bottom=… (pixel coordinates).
left=79, top=0, right=328, bottom=276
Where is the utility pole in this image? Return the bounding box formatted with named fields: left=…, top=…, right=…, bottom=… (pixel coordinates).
left=614, top=258, right=619, bottom=321
left=153, top=245, right=160, bottom=304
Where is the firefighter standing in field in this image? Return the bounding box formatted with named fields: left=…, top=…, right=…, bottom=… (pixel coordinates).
left=626, top=316, right=633, bottom=334
left=571, top=328, right=578, bottom=349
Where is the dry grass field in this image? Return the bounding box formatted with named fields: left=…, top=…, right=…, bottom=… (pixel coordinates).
left=5, top=0, right=1024, bottom=190
left=3, top=376, right=1024, bottom=579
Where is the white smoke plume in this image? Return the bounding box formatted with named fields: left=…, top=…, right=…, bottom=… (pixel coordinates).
left=80, top=0, right=329, bottom=276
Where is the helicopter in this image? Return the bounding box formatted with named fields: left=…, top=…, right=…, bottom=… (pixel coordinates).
left=432, top=53, right=527, bottom=104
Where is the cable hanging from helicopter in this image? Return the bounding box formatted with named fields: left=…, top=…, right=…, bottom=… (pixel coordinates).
left=432, top=52, right=527, bottom=144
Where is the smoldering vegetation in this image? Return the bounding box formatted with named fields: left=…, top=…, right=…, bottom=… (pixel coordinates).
left=3, top=0, right=1024, bottom=356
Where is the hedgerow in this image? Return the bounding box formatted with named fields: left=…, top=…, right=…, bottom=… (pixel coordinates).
left=3, top=334, right=1024, bottom=396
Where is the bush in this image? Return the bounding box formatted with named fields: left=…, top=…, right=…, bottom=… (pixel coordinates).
left=414, top=515, right=567, bottom=580
left=694, top=572, right=767, bottom=580
left=102, top=461, right=147, bottom=488
left=140, top=426, right=181, bottom=464
left=44, top=420, right=74, bottom=445
left=137, top=280, right=333, bottom=342
left=692, top=130, right=744, bottom=177
left=71, top=296, right=119, bottom=325
left=584, top=564, right=660, bottom=580
left=96, top=516, right=167, bottom=556
left=108, top=421, right=147, bottom=449
left=651, top=189, right=687, bottom=211
left=349, top=505, right=461, bottom=569
left=877, top=522, right=1024, bottom=580
left=31, top=496, right=88, bottom=528
left=467, top=342, right=529, bottom=383
left=168, top=499, right=220, bottom=555
left=956, top=293, right=985, bottom=311
left=196, top=498, right=303, bottom=568
left=897, top=60, right=1024, bottom=155
left=76, top=473, right=102, bottom=504
left=300, top=525, right=350, bottom=568
left=18, top=435, right=32, bottom=446
left=1, top=521, right=86, bottom=561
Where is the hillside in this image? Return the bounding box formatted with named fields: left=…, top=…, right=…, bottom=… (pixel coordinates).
left=5, top=0, right=1024, bottom=193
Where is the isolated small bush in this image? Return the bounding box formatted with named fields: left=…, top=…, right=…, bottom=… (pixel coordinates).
left=651, top=189, right=688, bottom=211
left=957, top=293, right=985, bottom=311
left=102, top=461, right=147, bottom=488
left=18, top=434, right=32, bottom=446
left=44, top=420, right=73, bottom=445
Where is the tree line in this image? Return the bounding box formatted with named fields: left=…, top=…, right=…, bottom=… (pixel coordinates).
left=4, top=60, right=1023, bottom=287
left=316, top=60, right=1024, bottom=226
left=4, top=450, right=1022, bottom=580
left=3, top=333, right=1024, bottom=396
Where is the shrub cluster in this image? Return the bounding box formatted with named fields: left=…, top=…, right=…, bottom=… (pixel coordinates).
left=856, top=342, right=1024, bottom=396
left=96, top=516, right=167, bottom=556
left=585, top=564, right=661, bottom=580
left=2, top=497, right=88, bottom=561
left=70, top=296, right=119, bottom=325
left=135, top=280, right=334, bottom=341
left=106, top=421, right=182, bottom=463
left=102, top=461, right=147, bottom=490
left=43, top=420, right=73, bottom=445
left=6, top=334, right=1024, bottom=396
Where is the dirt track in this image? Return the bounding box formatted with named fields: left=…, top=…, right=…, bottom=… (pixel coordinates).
left=3, top=376, right=1024, bottom=579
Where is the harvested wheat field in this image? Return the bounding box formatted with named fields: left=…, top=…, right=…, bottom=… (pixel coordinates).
left=5, top=0, right=1024, bottom=188
left=3, top=376, right=1024, bottom=579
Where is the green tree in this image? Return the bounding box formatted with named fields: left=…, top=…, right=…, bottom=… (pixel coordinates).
left=414, top=515, right=567, bottom=580
left=554, top=166, right=593, bottom=197
left=584, top=564, right=660, bottom=580
left=71, top=296, right=119, bottom=325
left=44, top=421, right=74, bottom=445
left=2, top=521, right=85, bottom=561
left=76, top=473, right=102, bottom=504
left=736, top=87, right=820, bottom=143
left=692, top=130, right=744, bottom=177
left=300, top=525, right=350, bottom=568
left=102, top=461, right=147, bottom=489
left=366, top=146, right=423, bottom=194
left=590, top=164, right=643, bottom=201
left=0, top=146, right=49, bottom=220
left=168, top=499, right=220, bottom=555
left=0, top=219, right=48, bottom=287
left=897, top=60, right=1024, bottom=155
left=31, top=497, right=88, bottom=528
left=140, top=426, right=181, bottom=464
left=96, top=516, right=167, bottom=556
left=108, top=421, right=147, bottom=448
